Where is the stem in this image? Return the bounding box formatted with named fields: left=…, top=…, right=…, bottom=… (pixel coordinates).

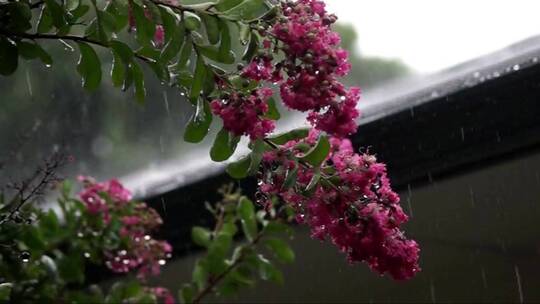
left=263, top=138, right=341, bottom=191
left=0, top=31, right=152, bottom=63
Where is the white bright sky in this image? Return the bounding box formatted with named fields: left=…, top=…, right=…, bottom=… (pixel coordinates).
left=326, top=0, right=540, bottom=73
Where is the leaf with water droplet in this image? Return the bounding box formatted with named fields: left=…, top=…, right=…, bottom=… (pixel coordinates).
left=184, top=98, right=212, bottom=143
left=76, top=42, right=101, bottom=91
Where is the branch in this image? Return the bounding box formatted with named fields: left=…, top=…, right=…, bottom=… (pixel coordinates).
left=192, top=233, right=264, bottom=304
left=0, top=31, right=153, bottom=63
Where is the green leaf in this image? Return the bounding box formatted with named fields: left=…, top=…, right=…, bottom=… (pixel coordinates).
left=76, top=42, right=101, bottom=90
left=248, top=139, right=265, bottom=175
left=0, top=283, right=12, bottom=301
left=215, top=0, right=243, bottom=11
left=201, top=14, right=220, bottom=44
left=264, top=238, right=295, bottom=263
left=184, top=11, right=202, bottom=31
left=189, top=55, right=206, bottom=103
left=132, top=2, right=155, bottom=46
left=191, top=226, right=211, bottom=247
left=226, top=156, right=251, bottom=179
left=197, top=45, right=235, bottom=64
left=206, top=232, right=233, bottom=274
left=65, top=0, right=80, bottom=11
left=264, top=97, right=280, bottom=120
left=218, top=19, right=232, bottom=62
left=130, top=61, right=146, bottom=104
left=282, top=165, right=298, bottom=190
left=299, top=134, right=330, bottom=167
left=178, top=36, right=193, bottom=68
left=305, top=167, right=320, bottom=191
left=17, top=41, right=53, bottom=66
left=242, top=29, right=258, bottom=62
left=210, top=128, right=240, bottom=162
left=44, top=0, right=67, bottom=29
left=37, top=6, right=53, bottom=33
left=110, top=40, right=134, bottom=62
left=192, top=260, right=208, bottom=290
left=238, top=197, right=258, bottom=241
left=221, top=0, right=272, bottom=21
left=111, top=52, right=125, bottom=87
left=160, top=22, right=185, bottom=63
left=184, top=98, right=212, bottom=143
left=256, top=255, right=283, bottom=284
left=268, top=128, right=310, bottom=145
left=178, top=284, right=194, bottom=304
left=0, top=37, right=18, bottom=76
left=263, top=221, right=292, bottom=236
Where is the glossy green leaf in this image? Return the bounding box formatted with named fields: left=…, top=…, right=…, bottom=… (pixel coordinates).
left=264, top=97, right=280, bottom=120
left=132, top=2, right=155, bottom=46
left=218, top=19, right=232, bottom=62
left=242, top=29, right=258, bottom=62
left=264, top=238, right=295, bottom=263
left=210, top=128, right=240, bottom=162
left=263, top=221, right=292, bottom=236
left=65, top=0, right=80, bottom=11
left=197, top=45, right=235, bottom=64
left=267, top=128, right=310, bottom=145
left=184, top=11, right=202, bottom=31
left=44, top=0, right=67, bottom=29
left=110, top=40, right=134, bottom=62
left=0, top=37, right=18, bottom=76
left=178, top=36, right=193, bottom=68
left=192, top=226, right=211, bottom=247
left=184, top=98, right=212, bottom=143
left=189, top=55, right=206, bottom=103
left=76, top=42, right=101, bottom=90
left=282, top=165, right=298, bottom=190
left=18, top=41, right=53, bottom=66
left=37, top=6, right=53, bottom=33
left=111, top=52, right=125, bottom=87
left=226, top=156, right=251, bottom=179
left=215, top=0, right=243, bottom=11
left=130, top=61, right=146, bottom=104
left=248, top=139, right=266, bottom=175
left=201, top=14, right=220, bottom=44
left=221, top=0, right=272, bottom=21
left=160, top=22, right=185, bottom=63
left=299, top=134, right=330, bottom=167
left=238, top=197, right=258, bottom=241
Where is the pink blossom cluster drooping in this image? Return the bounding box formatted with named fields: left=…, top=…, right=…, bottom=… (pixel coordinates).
left=239, top=0, right=359, bottom=138
left=77, top=177, right=172, bottom=280
left=257, top=131, right=420, bottom=280
left=211, top=87, right=276, bottom=139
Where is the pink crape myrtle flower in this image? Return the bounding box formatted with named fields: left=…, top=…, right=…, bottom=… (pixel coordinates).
left=257, top=130, right=420, bottom=280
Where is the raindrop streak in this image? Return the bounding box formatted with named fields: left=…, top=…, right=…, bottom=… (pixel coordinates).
left=460, top=127, right=465, bottom=142
left=406, top=184, right=414, bottom=218
left=163, top=91, right=170, bottom=115
left=429, top=279, right=436, bottom=303
left=410, top=107, right=415, bottom=118
left=514, top=265, right=524, bottom=303
left=161, top=197, right=167, bottom=215
left=25, top=70, right=33, bottom=96
left=59, top=39, right=74, bottom=52
left=469, top=186, right=475, bottom=208
left=480, top=267, right=488, bottom=289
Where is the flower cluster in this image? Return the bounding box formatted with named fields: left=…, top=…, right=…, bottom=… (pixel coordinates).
left=78, top=177, right=172, bottom=280
left=211, top=87, right=276, bottom=139
left=258, top=131, right=420, bottom=280
left=240, top=0, right=359, bottom=138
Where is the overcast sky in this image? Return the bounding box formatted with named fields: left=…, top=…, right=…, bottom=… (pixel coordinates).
left=326, top=0, right=540, bottom=73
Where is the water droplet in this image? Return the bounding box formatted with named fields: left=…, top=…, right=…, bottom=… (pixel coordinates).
left=122, top=259, right=130, bottom=265
left=532, top=57, right=538, bottom=63
left=20, top=251, right=30, bottom=263
left=84, top=252, right=91, bottom=258
left=45, top=64, right=52, bottom=68
left=473, top=71, right=480, bottom=78
left=513, top=64, right=520, bottom=71
left=144, top=235, right=151, bottom=241
left=158, top=259, right=166, bottom=265
left=77, top=232, right=84, bottom=238
left=340, top=96, right=346, bottom=101
left=119, top=250, right=127, bottom=256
